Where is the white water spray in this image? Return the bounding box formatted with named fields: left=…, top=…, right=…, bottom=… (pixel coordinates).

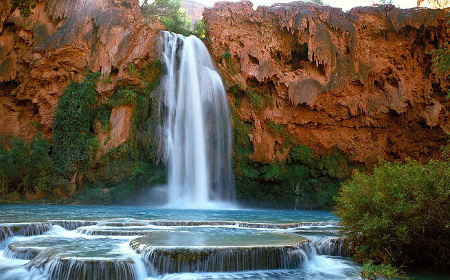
left=158, top=32, right=235, bottom=208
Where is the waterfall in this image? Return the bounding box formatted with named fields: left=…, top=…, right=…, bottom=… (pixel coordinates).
left=157, top=32, right=235, bottom=208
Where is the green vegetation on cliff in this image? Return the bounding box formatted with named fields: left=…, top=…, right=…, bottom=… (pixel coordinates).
left=231, top=105, right=356, bottom=209
left=141, top=0, right=209, bottom=39
left=0, top=133, right=67, bottom=200
left=335, top=148, right=450, bottom=270
left=142, top=0, right=191, bottom=36
left=53, top=72, right=100, bottom=176
left=11, top=0, right=36, bottom=18
left=430, top=17, right=449, bottom=97
left=0, top=60, right=165, bottom=204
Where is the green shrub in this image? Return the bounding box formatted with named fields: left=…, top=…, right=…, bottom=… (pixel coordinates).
left=140, top=60, right=163, bottom=95
left=267, top=121, right=286, bottom=136
left=79, top=187, right=110, bottom=205
left=246, top=87, right=264, bottom=109
left=0, top=134, right=62, bottom=198
left=315, top=150, right=351, bottom=180
left=108, top=88, right=137, bottom=107
left=290, top=145, right=313, bottom=165
left=53, top=72, right=100, bottom=176
left=110, top=183, right=133, bottom=204
left=0, top=136, right=30, bottom=195
left=360, top=262, right=409, bottom=280
left=261, top=163, right=287, bottom=182
left=27, top=133, right=53, bottom=191
left=97, top=104, right=112, bottom=132
left=193, top=19, right=207, bottom=39
left=335, top=158, right=450, bottom=269
left=127, top=63, right=138, bottom=77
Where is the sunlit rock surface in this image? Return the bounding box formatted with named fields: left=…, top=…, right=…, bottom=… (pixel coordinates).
left=204, top=2, right=449, bottom=164
left=0, top=0, right=162, bottom=143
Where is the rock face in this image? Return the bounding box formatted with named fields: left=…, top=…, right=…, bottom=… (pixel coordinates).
left=182, top=0, right=206, bottom=25
left=0, top=0, right=448, bottom=168
left=0, top=0, right=162, bottom=144
left=204, top=1, right=449, bottom=164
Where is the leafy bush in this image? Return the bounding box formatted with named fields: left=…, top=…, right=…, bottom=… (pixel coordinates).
left=290, top=145, right=313, bottom=165
left=335, top=158, right=450, bottom=269
left=141, top=0, right=191, bottom=36
left=267, top=121, right=286, bottom=136
left=193, top=19, right=207, bottom=39
left=0, top=133, right=62, bottom=199
left=108, top=88, right=137, bottom=107
left=53, top=72, right=100, bottom=176
left=0, top=136, right=30, bottom=196
left=78, top=187, right=110, bottom=205
left=97, top=104, right=112, bottom=132
left=360, top=262, right=409, bottom=280
left=231, top=86, right=355, bottom=209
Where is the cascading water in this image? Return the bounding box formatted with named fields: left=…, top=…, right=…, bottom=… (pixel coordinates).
left=0, top=207, right=366, bottom=280
left=157, top=32, right=235, bottom=208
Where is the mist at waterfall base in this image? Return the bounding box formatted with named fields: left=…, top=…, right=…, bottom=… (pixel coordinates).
left=147, top=32, right=235, bottom=210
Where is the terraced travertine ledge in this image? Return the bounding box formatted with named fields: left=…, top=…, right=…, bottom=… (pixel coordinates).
left=1, top=219, right=341, bottom=241
left=1, top=218, right=350, bottom=278
left=129, top=228, right=311, bottom=274
left=0, top=222, right=52, bottom=241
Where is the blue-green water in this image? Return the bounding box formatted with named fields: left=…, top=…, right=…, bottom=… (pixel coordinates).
left=0, top=205, right=447, bottom=280
left=0, top=204, right=338, bottom=223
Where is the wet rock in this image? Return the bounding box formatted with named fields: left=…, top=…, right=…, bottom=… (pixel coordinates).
left=0, top=222, right=52, bottom=241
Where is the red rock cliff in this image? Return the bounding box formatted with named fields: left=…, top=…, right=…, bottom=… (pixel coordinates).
left=0, top=0, right=162, bottom=142
left=204, top=1, right=449, bottom=165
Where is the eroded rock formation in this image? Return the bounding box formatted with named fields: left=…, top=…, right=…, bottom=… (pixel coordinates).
left=0, top=0, right=448, bottom=169
left=0, top=0, right=162, bottom=145
left=204, top=1, right=449, bottom=165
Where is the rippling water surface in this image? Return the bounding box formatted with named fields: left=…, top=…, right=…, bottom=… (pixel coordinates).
left=0, top=205, right=446, bottom=280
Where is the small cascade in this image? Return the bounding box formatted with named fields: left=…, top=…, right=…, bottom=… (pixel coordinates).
left=50, top=220, right=98, bottom=230
left=76, top=227, right=150, bottom=236
left=3, top=244, right=41, bottom=260
left=134, top=220, right=339, bottom=229
left=96, top=219, right=149, bottom=227
left=29, top=255, right=139, bottom=280
left=311, top=236, right=348, bottom=256
left=0, top=222, right=52, bottom=242
left=157, top=32, right=235, bottom=207
left=134, top=244, right=313, bottom=274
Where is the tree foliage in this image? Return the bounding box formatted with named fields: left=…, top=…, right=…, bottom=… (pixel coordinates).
left=0, top=133, right=62, bottom=199
left=335, top=155, right=450, bottom=269
left=193, top=19, right=207, bottom=39
left=53, top=72, right=100, bottom=176
left=141, top=0, right=191, bottom=36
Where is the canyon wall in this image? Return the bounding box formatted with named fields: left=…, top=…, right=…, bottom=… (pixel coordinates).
left=0, top=0, right=448, bottom=167
left=204, top=1, right=449, bottom=166
left=0, top=0, right=162, bottom=145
